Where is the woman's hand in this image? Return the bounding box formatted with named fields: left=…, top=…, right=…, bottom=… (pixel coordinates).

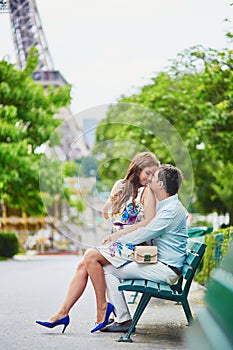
left=101, top=232, right=121, bottom=245
left=103, top=211, right=110, bottom=220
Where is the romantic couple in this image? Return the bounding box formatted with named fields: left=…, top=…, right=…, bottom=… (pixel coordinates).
left=36, top=152, right=188, bottom=334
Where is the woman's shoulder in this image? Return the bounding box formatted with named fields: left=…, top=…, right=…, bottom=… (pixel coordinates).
left=114, top=179, right=124, bottom=186
left=140, top=186, right=155, bottom=204
left=110, top=179, right=124, bottom=196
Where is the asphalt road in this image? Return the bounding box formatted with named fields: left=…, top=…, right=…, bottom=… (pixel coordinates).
left=0, top=254, right=204, bottom=350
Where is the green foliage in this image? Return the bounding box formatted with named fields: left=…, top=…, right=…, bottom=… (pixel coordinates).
left=0, top=47, right=71, bottom=216
left=70, top=196, right=86, bottom=216
left=39, top=158, right=65, bottom=212
left=195, top=226, right=233, bottom=286
left=0, top=232, right=19, bottom=258
left=63, top=161, right=79, bottom=178
left=94, top=39, right=233, bottom=222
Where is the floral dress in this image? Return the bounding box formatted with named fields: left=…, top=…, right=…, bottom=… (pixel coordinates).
left=97, top=186, right=145, bottom=268
left=111, top=192, right=144, bottom=233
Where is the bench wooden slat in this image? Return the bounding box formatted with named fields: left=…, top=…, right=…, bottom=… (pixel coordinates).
left=182, top=263, right=193, bottom=280
left=132, top=279, right=147, bottom=288
left=132, top=280, right=147, bottom=293
left=188, top=241, right=205, bottom=256
left=146, top=280, right=159, bottom=294
left=185, top=252, right=201, bottom=269
left=119, top=279, right=134, bottom=289
left=119, top=279, right=147, bottom=293
left=158, top=283, right=173, bottom=297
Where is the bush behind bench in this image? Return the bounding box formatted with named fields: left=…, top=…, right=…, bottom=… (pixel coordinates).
left=0, top=231, right=19, bottom=258
left=195, top=226, right=232, bottom=286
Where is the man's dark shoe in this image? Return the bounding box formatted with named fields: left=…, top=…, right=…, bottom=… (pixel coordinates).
left=100, top=321, right=136, bottom=333
left=107, top=318, right=114, bottom=325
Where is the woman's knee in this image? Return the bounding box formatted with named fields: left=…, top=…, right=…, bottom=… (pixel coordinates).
left=84, top=249, right=110, bottom=268
left=84, top=248, right=97, bottom=263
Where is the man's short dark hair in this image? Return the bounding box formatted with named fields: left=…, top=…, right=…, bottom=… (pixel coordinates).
left=158, top=164, right=183, bottom=195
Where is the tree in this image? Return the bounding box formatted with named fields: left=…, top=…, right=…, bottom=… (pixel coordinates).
left=0, top=47, right=71, bottom=216
left=94, top=38, right=233, bottom=224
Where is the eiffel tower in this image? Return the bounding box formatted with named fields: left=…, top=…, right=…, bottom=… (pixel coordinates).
left=8, top=0, right=88, bottom=159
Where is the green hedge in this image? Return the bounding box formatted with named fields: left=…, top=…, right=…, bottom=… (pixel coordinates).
left=195, top=226, right=233, bottom=286
left=0, top=232, right=19, bottom=258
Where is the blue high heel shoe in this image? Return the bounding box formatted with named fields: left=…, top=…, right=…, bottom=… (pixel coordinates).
left=91, top=302, right=115, bottom=333
left=36, top=315, right=70, bottom=333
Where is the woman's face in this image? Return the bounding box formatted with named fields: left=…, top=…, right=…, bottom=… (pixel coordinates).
left=138, top=166, right=158, bottom=186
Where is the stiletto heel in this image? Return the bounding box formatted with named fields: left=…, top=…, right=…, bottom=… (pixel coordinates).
left=91, top=302, right=115, bottom=333
left=36, top=315, right=70, bottom=333
left=62, top=323, right=68, bottom=334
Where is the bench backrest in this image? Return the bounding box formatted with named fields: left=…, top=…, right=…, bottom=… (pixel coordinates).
left=182, top=241, right=206, bottom=279
left=172, top=241, right=206, bottom=295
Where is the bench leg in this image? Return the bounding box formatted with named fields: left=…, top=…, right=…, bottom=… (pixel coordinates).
left=182, top=299, right=193, bottom=325
left=118, top=293, right=151, bottom=342
left=128, top=292, right=138, bottom=304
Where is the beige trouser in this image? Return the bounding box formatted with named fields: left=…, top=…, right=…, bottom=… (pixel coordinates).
left=104, top=261, right=179, bottom=323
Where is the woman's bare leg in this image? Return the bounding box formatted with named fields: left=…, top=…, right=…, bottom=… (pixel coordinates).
left=84, top=248, right=111, bottom=324
left=48, top=259, right=88, bottom=322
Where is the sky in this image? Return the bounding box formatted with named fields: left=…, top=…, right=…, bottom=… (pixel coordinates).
left=0, top=0, right=232, bottom=117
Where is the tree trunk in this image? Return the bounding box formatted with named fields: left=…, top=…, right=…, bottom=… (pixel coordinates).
left=228, top=208, right=233, bottom=227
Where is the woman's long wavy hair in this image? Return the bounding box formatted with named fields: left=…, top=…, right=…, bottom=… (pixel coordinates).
left=112, top=152, right=160, bottom=214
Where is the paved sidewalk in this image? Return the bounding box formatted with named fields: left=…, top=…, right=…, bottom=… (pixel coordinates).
left=0, top=254, right=205, bottom=350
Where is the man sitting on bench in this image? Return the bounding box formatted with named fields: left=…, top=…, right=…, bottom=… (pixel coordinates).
left=94, top=164, right=189, bottom=332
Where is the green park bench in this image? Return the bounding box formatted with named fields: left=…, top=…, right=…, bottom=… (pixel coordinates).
left=127, top=227, right=212, bottom=305
left=186, top=243, right=233, bottom=350
left=117, top=240, right=206, bottom=342
left=188, top=226, right=213, bottom=238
